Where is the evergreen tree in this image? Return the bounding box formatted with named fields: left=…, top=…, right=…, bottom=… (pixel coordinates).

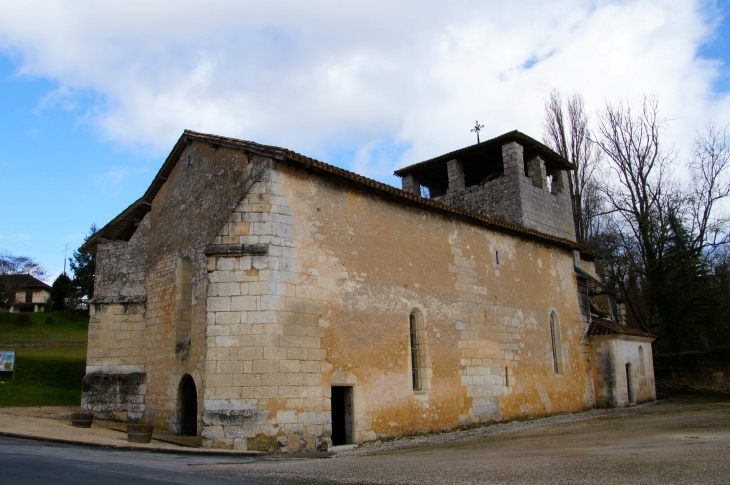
left=70, top=224, right=97, bottom=299
left=51, top=273, right=73, bottom=311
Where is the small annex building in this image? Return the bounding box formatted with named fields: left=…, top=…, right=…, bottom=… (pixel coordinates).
left=80, top=129, right=656, bottom=451
left=1, top=274, right=51, bottom=313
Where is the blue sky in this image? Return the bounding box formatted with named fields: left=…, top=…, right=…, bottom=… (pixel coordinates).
left=0, top=55, right=152, bottom=273
left=0, top=55, right=157, bottom=277
left=1, top=0, right=729, bottom=282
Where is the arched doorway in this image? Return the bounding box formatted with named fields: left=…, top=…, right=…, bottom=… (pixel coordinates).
left=180, top=375, right=197, bottom=436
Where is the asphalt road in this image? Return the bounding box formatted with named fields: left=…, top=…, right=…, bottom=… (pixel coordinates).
left=0, top=436, right=264, bottom=485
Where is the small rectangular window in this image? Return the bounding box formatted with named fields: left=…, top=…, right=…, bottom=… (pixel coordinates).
left=495, top=250, right=500, bottom=265
left=25, top=291, right=33, bottom=303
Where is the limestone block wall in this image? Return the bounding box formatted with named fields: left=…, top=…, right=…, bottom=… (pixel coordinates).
left=84, top=236, right=149, bottom=420
left=199, top=158, right=595, bottom=451
left=141, top=250, right=208, bottom=432
left=202, top=165, right=331, bottom=451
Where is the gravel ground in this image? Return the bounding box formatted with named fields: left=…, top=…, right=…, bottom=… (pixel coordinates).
left=0, top=406, right=81, bottom=421
left=204, top=395, right=730, bottom=485
left=0, top=405, right=204, bottom=448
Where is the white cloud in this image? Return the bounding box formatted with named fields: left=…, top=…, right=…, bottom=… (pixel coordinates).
left=0, top=0, right=728, bottom=181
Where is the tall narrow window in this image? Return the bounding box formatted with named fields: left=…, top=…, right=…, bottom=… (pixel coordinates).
left=638, top=346, right=646, bottom=376
left=175, top=257, right=193, bottom=343
left=409, top=313, right=421, bottom=391
left=408, top=310, right=431, bottom=392
left=549, top=312, right=563, bottom=375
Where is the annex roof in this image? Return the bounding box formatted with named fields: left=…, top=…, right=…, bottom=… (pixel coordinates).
left=587, top=317, right=656, bottom=340
left=0, top=274, right=52, bottom=291
left=81, top=130, right=585, bottom=255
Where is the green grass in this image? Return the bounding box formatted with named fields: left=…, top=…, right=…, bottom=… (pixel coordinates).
left=0, top=310, right=88, bottom=345
left=0, top=346, right=87, bottom=407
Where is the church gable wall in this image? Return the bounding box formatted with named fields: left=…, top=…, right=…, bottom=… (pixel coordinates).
left=84, top=142, right=265, bottom=430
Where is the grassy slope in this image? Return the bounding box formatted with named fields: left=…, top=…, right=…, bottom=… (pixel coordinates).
left=0, top=346, right=87, bottom=407
left=0, top=310, right=89, bottom=407
left=0, top=310, right=89, bottom=345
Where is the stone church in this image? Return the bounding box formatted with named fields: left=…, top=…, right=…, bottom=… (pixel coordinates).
left=80, top=129, right=656, bottom=451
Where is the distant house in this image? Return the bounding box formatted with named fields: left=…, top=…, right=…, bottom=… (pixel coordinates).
left=0, top=274, right=51, bottom=313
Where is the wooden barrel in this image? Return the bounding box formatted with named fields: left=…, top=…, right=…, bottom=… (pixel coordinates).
left=70, top=412, right=94, bottom=428
left=127, top=424, right=154, bottom=443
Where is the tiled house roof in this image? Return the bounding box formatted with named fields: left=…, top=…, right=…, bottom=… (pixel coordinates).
left=588, top=317, right=656, bottom=340
left=0, top=274, right=51, bottom=291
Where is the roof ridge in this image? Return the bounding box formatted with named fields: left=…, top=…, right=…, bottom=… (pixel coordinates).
left=82, top=130, right=586, bottom=255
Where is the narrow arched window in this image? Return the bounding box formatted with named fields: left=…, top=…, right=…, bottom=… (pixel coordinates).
left=408, top=311, right=431, bottom=392
left=638, top=346, right=646, bottom=376
left=175, top=257, right=193, bottom=342
left=409, top=313, right=421, bottom=391
left=549, top=312, right=563, bottom=375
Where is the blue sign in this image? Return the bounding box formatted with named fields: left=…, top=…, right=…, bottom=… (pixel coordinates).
left=1, top=351, right=15, bottom=372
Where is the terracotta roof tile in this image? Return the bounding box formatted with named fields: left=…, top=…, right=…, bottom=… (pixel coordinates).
left=587, top=317, right=656, bottom=339
left=82, top=130, right=587, bottom=255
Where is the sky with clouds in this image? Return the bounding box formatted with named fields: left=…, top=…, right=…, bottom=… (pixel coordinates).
left=1, top=0, right=729, bottom=282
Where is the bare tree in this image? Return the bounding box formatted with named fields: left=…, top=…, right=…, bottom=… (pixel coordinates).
left=543, top=90, right=602, bottom=245
left=594, top=95, right=675, bottom=264
left=591, top=95, right=678, bottom=333
left=0, top=250, right=47, bottom=278
left=687, top=123, right=730, bottom=254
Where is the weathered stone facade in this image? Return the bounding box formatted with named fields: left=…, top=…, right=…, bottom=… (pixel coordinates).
left=432, top=144, right=574, bottom=240
left=81, top=129, right=655, bottom=451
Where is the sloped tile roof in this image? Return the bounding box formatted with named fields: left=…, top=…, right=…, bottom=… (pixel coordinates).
left=81, top=130, right=586, bottom=255
left=588, top=317, right=656, bottom=340
left=0, top=274, right=51, bottom=290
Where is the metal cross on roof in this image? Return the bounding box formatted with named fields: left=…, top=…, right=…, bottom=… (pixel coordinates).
left=471, top=121, right=484, bottom=143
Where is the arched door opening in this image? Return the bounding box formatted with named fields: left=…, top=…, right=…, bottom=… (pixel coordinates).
left=180, top=375, right=197, bottom=436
